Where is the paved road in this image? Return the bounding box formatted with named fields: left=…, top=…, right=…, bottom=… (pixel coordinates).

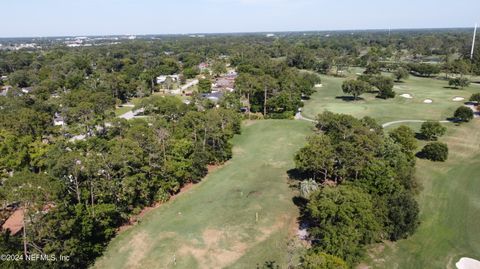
left=118, top=108, right=145, bottom=120
left=295, top=112, right=316, bottom=123
left=180, top=79, right=199, bottom=91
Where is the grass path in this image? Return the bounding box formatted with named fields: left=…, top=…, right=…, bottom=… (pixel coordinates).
left=366, top=121, right=480, bottom=268
left=93, top=120, right=312, bottom=269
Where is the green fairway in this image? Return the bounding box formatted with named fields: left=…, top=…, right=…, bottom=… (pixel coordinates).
left=303, top=74, right=479, bottom=124
left=93, top=120, right=312, bottom=269
left=365, top=120, right=480, bottom=269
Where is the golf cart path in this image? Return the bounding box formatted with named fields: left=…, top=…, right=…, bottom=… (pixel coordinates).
left=295, top=112, right=451, bottom=128
left=381, top=120, right=450, bottom=128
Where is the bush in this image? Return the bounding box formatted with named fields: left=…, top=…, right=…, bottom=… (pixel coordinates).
left=454, top=106, right=474, bottom=122
left=420, top=121, right=447, bottom=141
left=389, top=125, right=417, bottom=152
left=408, top=63, right=440, bottom=77
left=449, top=77, right=470, bottom=89
left=418, top=142, right=448, bottom=162
left=244, top=112, right=264, bottom=120
left=393, top=67, right=409, bottom=81
left=300, top=251, right=348, bottom=269
left=470, top=93, right=480, bottom=103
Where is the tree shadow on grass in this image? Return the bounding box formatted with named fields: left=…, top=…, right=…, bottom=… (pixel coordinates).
left=287, top=168, right=309, bottom=181
left=256, top=261, right=280, bottom=269
left=335, top=96, right=364, bottom=102
left=414, top=132, right=425, bottom=140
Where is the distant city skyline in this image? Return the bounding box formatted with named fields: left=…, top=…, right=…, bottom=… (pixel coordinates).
left=2, top=0, right=479, bottom=38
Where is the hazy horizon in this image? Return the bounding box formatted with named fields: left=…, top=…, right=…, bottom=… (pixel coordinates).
left=2, top=0, right=479, bottom=38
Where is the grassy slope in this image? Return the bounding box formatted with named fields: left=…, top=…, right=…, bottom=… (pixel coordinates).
left=367, top=121, right=480, bottom=269
left=303, top=74, right=479, bottom=124
left=93, top=120, right=312, bottom=269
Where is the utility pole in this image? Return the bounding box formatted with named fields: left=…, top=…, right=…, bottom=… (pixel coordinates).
left=471, top=23, right=477, bottom=60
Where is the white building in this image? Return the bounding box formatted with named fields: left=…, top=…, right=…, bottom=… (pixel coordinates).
left=53, top=113, right=66, bottom=126
left=156, top=74, right=180, bottom=84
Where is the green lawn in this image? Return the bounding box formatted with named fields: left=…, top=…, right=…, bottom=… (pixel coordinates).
left=93, top=120, right=312, bottom=269
left=303, top=74, right=480, bottom=124
left=114, top=98, right=142, bottom=116
left=365, top=120, right=480, bottom=269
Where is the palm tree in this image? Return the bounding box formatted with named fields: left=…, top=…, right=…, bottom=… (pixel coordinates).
left=300, top=179, right=319, bottom=198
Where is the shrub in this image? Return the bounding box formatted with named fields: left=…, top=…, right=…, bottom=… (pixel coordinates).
left=389, top=125, right=417, bottom=152
left=470, top=93, right=480, bottom=103
left=393, top=67, right=409, bottom=81
left=420, top=121, right=447, bottom=141
left=244, top=112, right=264, bottom=120
left=418, top=142, right=448, bottom=162
left=454, top=106, right=474, bottom=122
left=449, top=77, right=470, bottom=89
left=300, top=251, right=348, bottom=269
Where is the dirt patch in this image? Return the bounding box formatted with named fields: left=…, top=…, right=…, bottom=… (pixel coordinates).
left=123, top=232, right=152, bottom=269
left=178, top=215, right=292, bottom=268
left=178, top=229, right=248, bottom=269
left=207, top=164, right=223, bottom=173
left=243, top=120, right=258, bottom=127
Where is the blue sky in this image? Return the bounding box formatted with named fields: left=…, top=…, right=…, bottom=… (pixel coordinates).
left=2, top=0, right=479, bottom=37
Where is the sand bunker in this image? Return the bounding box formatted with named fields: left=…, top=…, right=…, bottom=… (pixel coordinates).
left=456, top=257, right=480, bottom=269
left=315, top=84, right=323, bottom=88
left=423, top=99, right=433, bottom=104
left=400, top=93, right=413, bottom=99
left=453, top=97, right=465, bottom=102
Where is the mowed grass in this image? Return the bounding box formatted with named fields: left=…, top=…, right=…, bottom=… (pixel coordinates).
left=365, top=120, right=480, bottom=269
left=303, top=74, right=480, bottom=124
left=93, top=120, right=312, bottom=269
left=114, top=98, right=142, bottom=116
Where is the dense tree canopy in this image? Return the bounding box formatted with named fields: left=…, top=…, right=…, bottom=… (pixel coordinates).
left=295, top=112, right=419, bottom=266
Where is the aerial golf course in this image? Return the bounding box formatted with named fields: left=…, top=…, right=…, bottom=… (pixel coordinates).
left=95, top=71, right=480, bottom=269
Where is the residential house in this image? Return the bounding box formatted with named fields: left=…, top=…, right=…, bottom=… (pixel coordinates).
left=2, top=209, right=24, bottom=236
left=53, top=113, right=66, bottom=126
left=0, top=85, right=12, bottom=96
left=198, top=62, right=209, bottom=71
left=21, top=87, right=33, bottom=94
left=156, top=74, right=180, bottom=84
left=202, top=92, right=223, bottom=103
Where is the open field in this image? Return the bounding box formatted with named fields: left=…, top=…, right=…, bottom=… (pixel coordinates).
left=303, top=73, right=479, bottom=124
left=365, top=120, right=480, bottom=269
left=93, top=120, right=312, bottom=269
